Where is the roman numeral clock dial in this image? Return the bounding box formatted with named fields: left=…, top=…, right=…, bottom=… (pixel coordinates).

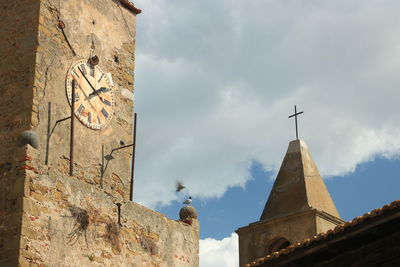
left=66, top=59, right=114, bottom=130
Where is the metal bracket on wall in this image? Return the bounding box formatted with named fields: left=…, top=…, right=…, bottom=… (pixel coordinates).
left=45, top=102, right=71, bottom=165
left=101, top=143, right=134, bottom=186
left=116, top=203, right=122, bottom=226
left=101, top=113, right=137, bottom=201
left=45, top=80, right=76, bottom=176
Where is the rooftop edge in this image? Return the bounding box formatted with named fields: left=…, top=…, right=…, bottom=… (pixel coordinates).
left=118, top=0, right=142, bottom=14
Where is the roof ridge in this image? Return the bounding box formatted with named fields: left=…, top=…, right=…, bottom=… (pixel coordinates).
left=245, top=199, right=400, bottom=267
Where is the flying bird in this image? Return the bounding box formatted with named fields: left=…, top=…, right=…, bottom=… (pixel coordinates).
left=183, top=196, right=192, bottom=205
left=176, top=181, right=186, bottom=192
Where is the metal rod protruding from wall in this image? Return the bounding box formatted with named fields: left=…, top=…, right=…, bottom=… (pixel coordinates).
left=45, top=102, right=51, bottom=165
left=100, top=114, right=137, bottom=200
left=110, top=143, right=134, bottom=154
left=45, top=103, right=72, bottom=166
left=70, top=80, right=76, bottom=176
left=130, top=113, right=137, bottom=201
left=116, top=203, right=122, bottom=226
left=295, top=105, right=298, bottom=139
left=101, top=144, right=105, bottom=189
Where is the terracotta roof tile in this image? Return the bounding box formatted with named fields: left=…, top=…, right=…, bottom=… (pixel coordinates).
left=118, top=0, right=141, bottom=14
left=247, top=199, right=400, bottom=267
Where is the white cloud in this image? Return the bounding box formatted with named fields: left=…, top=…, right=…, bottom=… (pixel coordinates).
left=200, top=233, right=239, bottom=267
left=133, top=0, right=400, bottom=207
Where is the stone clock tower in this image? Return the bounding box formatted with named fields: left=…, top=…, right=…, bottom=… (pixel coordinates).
left=0, top=1, right=199, bottom=266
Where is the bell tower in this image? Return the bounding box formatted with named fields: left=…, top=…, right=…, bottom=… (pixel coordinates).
left=236, top=139, right=344, bottom=266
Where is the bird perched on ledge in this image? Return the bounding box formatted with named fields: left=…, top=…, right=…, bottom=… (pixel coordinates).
left=183, top=196, right=192, bottom=205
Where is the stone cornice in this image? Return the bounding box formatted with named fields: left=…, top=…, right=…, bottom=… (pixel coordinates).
left=236, top=209, right=317, bottom=234
left=118, top=0, right=142, bottom=14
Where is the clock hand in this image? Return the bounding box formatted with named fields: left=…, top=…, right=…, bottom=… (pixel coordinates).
left=74, top=79, right=98, bottom=112
left=88, top=87, right=111, bottom=99
left=78, top=67, right=104, bottom=103
left=97, top=87, right=111, bottom=93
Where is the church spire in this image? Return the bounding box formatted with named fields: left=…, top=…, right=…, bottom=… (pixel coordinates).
left=260, top=139, right=340, bottom=221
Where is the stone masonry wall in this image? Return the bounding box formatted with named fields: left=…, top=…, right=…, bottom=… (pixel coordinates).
left=237, top=211, right=317, bottom=266
left=0, top=0, right=40, bottom=265
left=19, top=145, right=199, bottom=266
left=1, top=0, right=200, bottom=266
left=237, top=210, right=342, bottom=266
left=316, top=213, right=341, bottom=234
left=34, top=0, right=136, bottom=200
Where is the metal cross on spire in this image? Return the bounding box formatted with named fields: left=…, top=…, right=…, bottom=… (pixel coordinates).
left=288, top=105, right=304, bottom=140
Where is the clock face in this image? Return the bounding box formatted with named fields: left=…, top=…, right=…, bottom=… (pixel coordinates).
left=66, top=59, right=114, bottom=130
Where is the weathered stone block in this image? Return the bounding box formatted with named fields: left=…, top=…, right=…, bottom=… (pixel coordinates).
left=56, top=181, right=66, bottom=192
left=2, top=212, right=23, bottom=227
left=22, top=197, right=41, bottom=217
left=9, top=177, right=29, bottom=198
left=21, top=226, right=39, bottom=239
left=30, top=183, right=48, bottom=195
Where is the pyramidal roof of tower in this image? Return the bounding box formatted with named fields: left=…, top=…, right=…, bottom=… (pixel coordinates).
left=260, top=139, right=340, bottom=221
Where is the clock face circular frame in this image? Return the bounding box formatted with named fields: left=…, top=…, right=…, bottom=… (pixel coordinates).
left=66, top=59, right=114, bottom=130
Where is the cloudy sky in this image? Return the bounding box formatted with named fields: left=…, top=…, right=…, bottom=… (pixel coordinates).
left=131, top=1, right=400, bottom=266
